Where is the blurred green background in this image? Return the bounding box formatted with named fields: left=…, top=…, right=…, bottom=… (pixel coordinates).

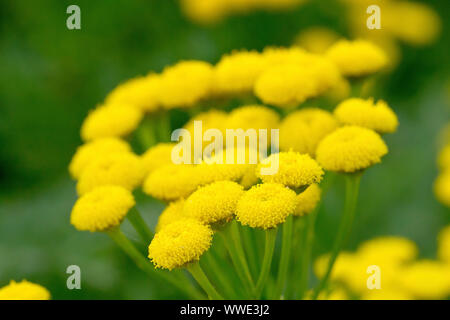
left=0, top=0, right=449, bottom=299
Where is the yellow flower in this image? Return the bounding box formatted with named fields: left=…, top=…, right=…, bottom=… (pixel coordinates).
left=434, top=170, right=450, bottom=207
left=257, top=151, right=323, bottom=189
left=158, top=60, right=213, bottom=108
left=316, top=126, right=388, bottom=173
left=326, top=39, right=387, bottom=77
left=148, top=219, right=213, bottom=270
left=438, top=145, right=450, bottom=170
left=81, top=104, right=143, bottom=141
left=334, top=98, right=399, bottom=133
left=225, top=104, right=280, bottom=136
left=155, top=199, right=187, bottom=232
left=70, top=185, right=135, bottom=232
left=397, top=260, right=450, bottom=300
left=293, top=27, right=339, bottom=54
left=105, top=74, right=161, bottom=113
left=0, top=280, right=50, bottom=300
left=184, top=181, right=244, bottom=225
left=69, top=138, right=131, bottom=180
left=213, top=50, right=266, bottom=95
left=143, top=164, right=203, bottom=201
left=280, top=108, right=338, bottom=156
left=357, top=236, right=418, bottom=265
left=141, top=143, right=176, bottom=176
left=236, top=183, right=297, bottom=229
left=261, top=46, right=310, bottom=66
left=294, top=184, right=321, bottom=216
left=76, top=152, right=145, bottom=196
left=438, top=225, right=450, bottom=263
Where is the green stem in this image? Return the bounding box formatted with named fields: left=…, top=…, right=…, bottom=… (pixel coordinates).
left=202, top=252, right=238, bottom=299
left=312, top=173, right=362, bottom=300
left=187, top=262, right=224, bottom=300
left=273, top=215, right=293, bottom=299
left=255, top=228, right=277, bottom=298
left=157, top=112, right=171, bottom=142
left=106, top=227, right=203, bottom=299
left=127, top=207, right=154, bottom=244
left=286, top=218, right=306, bottom=299
left=241, top=227, right=259, bottom=278
left=137, top=117, right=157, bottom=151
left=298, top=207, right=318, bottom=299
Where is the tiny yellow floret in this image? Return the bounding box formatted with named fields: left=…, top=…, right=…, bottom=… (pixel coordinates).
left=0, top=280, right=50, bottom=300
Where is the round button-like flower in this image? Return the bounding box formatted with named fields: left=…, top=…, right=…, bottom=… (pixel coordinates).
left=257, top=151, right=324, bottom=189
left=141, top=143, right=177, bottom=176
left=294, top=184, right=321, bottom=216
left=280, top=108, right=338, bottom=156
left=236, top=183, right=297, bottom=229
left=316, top=126, right=388, bottom=173
left=184, top=181, right=244, bottom=225
left=76, top=152, right=145, bottom=196
left=148, top=219, right=213, bottom=270
left=357, top=237, right=418, bottom=264
left=326, top=39, right=387, bottom=77
left=0, top=280, right=50, bottom=300
left=434, top=170, right=450, bottom=207
left=105, top=74, right=161, bottom=113
left=69, top=138, right=131, bottom=179
left=158, top=60, right=213, bottom=109
left=81, top=104, right=143, bottom=142
left=70, top=185, right=135, bottom=232
left=225, top=105, right=280, bottom=133
left=155, top=199, right=187, bottom=232
left=334, top=98, right=398, bottom=133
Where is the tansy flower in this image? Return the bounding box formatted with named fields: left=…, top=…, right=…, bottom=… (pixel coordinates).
left=334, top=98, right=399, bottom=134
left=293, top=27, right=339, bottom=54
left=316, top=126, right=388, bottom=173
left=225, top=105, right=280, bottom=138
left=184, top=181, right=244, bottom=225
left=213, top=50, right=266, bottom=95
left=155, top=199, right=187, bottom=232
left=70, top=185, right=135, bottom=232
left=294, top=184, right=321, bottom=216
left=81, top=104, right=143, bottom=142
left=0, top=280, right=50, bottom=300
left=357, top=237, right=418, bottom=265
left=148, top=219, right=213, bottom=270
left=141, top=143, right=176, bottom=176
left=105, top=74, right=161, bottom=113
left=326, top=39, right=387, bottom=77
left=397, top=260, right=450, bottom=300
left=236, top=183, right=297, bottom=229
left=438, top=226, right=450, bottom=263
left=280, top=108, right=338, bottom=156
left=434, top=170, right=450, bottom=207
left=143, top=164, right=203, bottom=201
left=261, top=46, right=310, bottom=66
left=69, top=137, right=131, bottom=180
left=76, top=152, right=145, bottom=196
left=257, top=151, right=324, bottom=189
left=438, top=145, right=450, bottom=170
left=158, top=60, right=213, bottom=108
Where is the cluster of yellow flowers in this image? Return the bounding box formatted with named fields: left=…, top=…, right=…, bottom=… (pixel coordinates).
left=179, top=0, right=306, bottom=24
left=314, top=228, right=450, bottom=300
left=435, top=124, right=450, bottom=208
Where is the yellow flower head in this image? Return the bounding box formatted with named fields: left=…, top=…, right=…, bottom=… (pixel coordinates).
left=0, top=280, right=50, bottom=300
left=334, top=98, right=399, bottom=134
left=438, top=145, right=450, bottom=170
left=184, top=181, right=244, bottom=225
left=155, top=199, right=187, bottom=233
left=143, top=164, right=203, bottom=201
left=294, top=184, right=321, bottom=216
left=225, top=104, right=280, bottom=134
left=293, top=27, right=339, bottom=54
left=434, top=170, right=450, bottom=207
left=81, top=104, right=143, bottom=142
left=316, top=126, right=388, bottom=173
left=141, top=143, right=176, bottom=176
left=261, top=46, right=310, bottom=66
left=105, top=74, right=161, bottom=113
left=76, top=152, right=145, bottom=196
left=148, top=219, right=213, bottom=270
left=70, top=185, right=135, bottom=232
left=158, top=60, right=213, bottom=108
left=69, top=138, right=131, bottom=180
left=213, top=50, right=266, bottom=95
left=326, top=39, right=387, bottom=77
left=280, top=108, right=338, bottom=156
left=438, top=225, right=450, bottom=263
left=236, top=183, right=297, bottom=229
left=357, top=236, right=418, bottom=265
left=257, top=151, right=324, bottom=189
left=397, top=260, right=450, bottom=300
